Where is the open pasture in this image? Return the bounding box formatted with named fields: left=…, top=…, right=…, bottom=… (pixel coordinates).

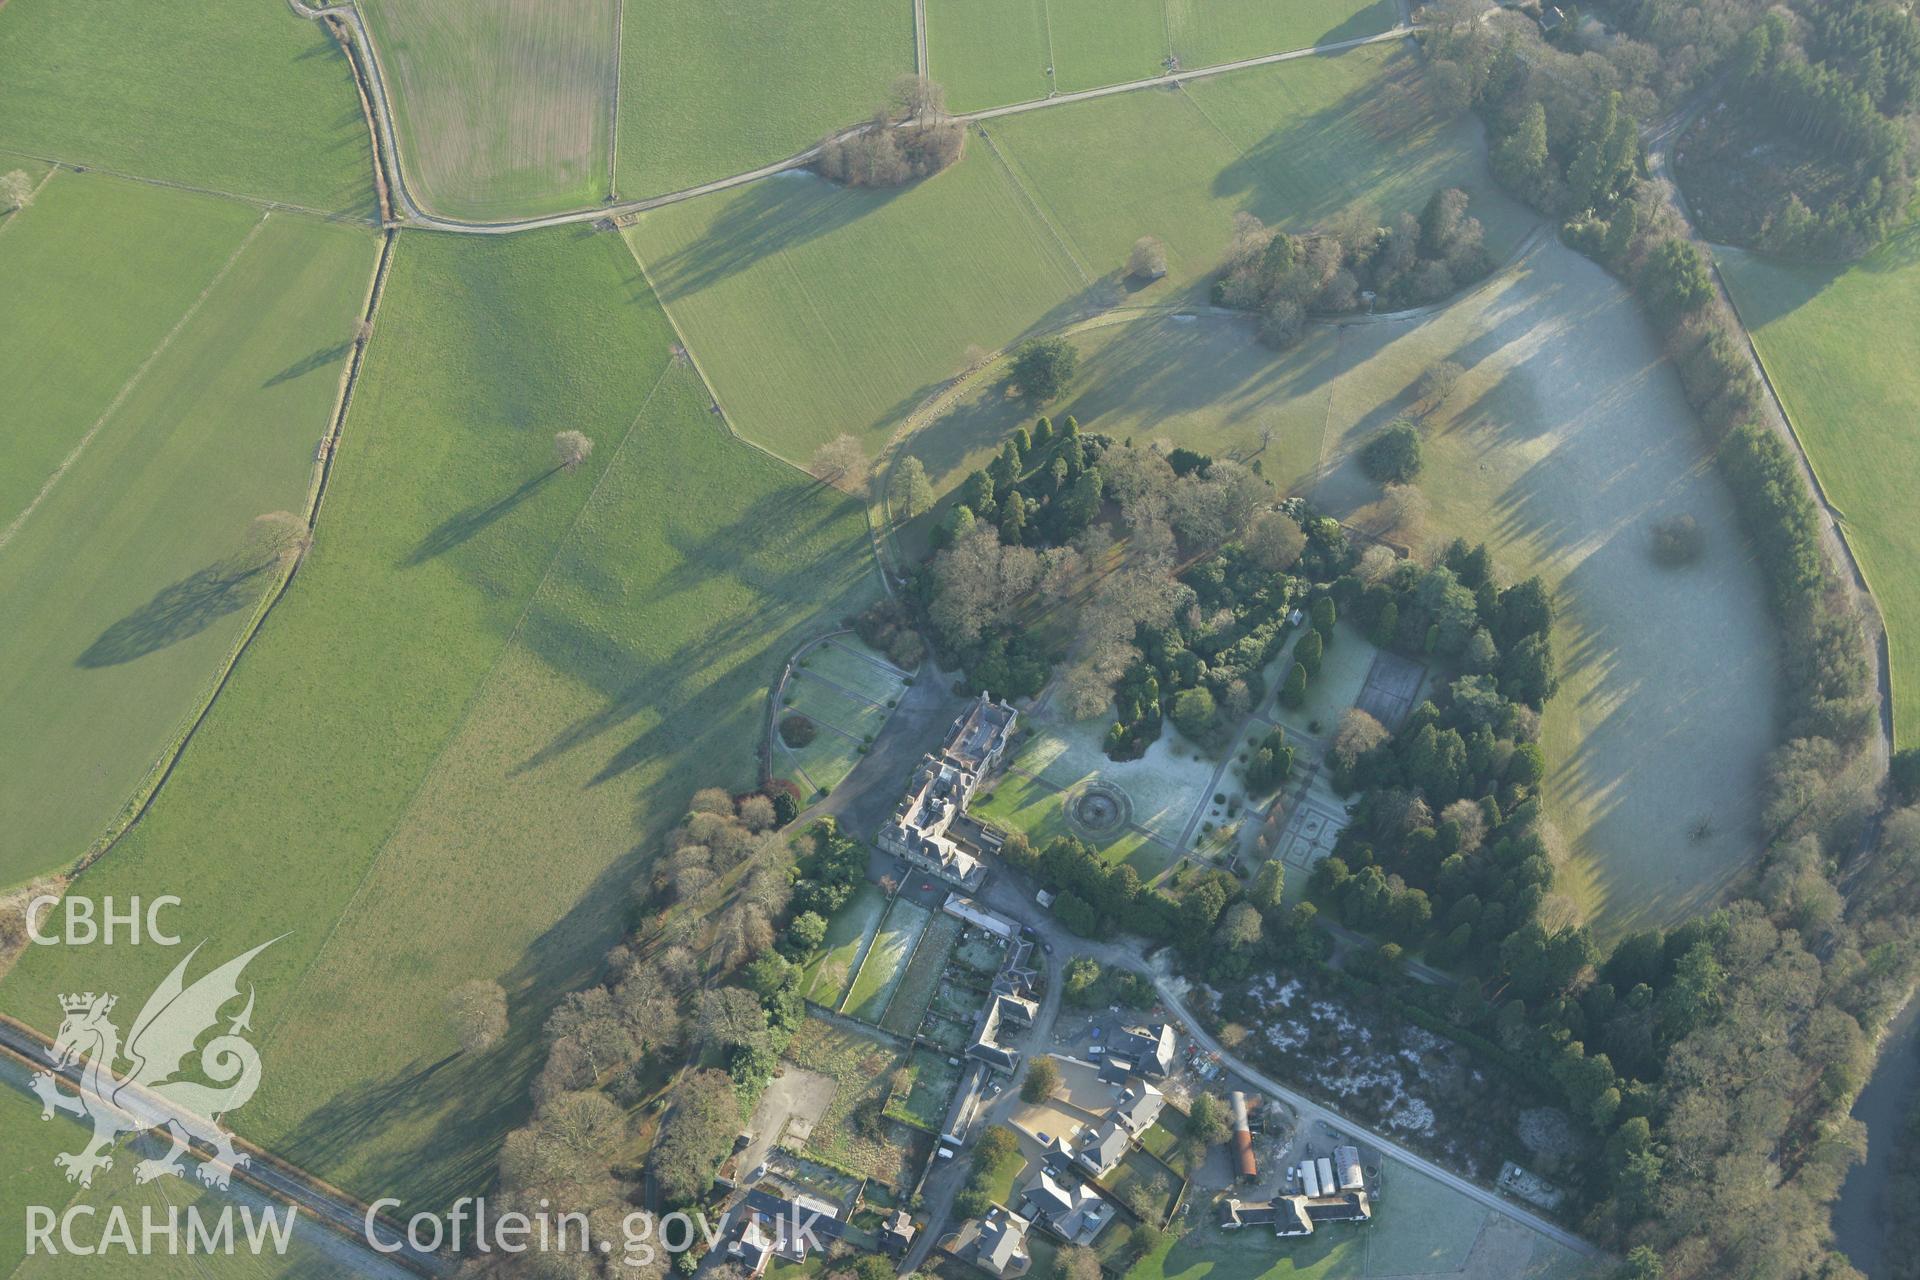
left=925, top=0, right=1051, bottom=112
left=0, top=0, right=373, bottom=215
left=1165, top=0, right=1396, bottom=69
left=1042, top=0, right=1166, bottom=94
left=616, top=0, right=913, bottom=199
left=1306, top=239, right=1778, bottom=933
left=360, top=0, right=616, bottom=219
left=0, top=226, right=880, bottom=1211
left=1718, top=239, right=1920, bottom=747
left=0, top=180, right=375, bottom=888
left=631, top=44, right=1528, bottom=466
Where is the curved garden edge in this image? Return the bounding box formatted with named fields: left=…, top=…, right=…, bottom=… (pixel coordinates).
left=763, top=629, right=920, bottom=802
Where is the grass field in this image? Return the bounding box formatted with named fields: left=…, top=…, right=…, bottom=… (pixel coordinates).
left=0, top=0, right=372, bottom=215
left=926, top=0, right=1396, bottom=112
left=925, top=0, right=1050, bottom=112
left=880, top=910, right=963, bottom=1035
left=615, top=0, right=913, bottom=199
left=1166, top=0, right=1396, bottom=68
left=788, top=729, right=868, bottom=795
left=630, top=43, right=1530, bottom=465
left=1045, top=0, right=1167, bottom=93
left=846, top=898, right=934, bottom=1019
left=628, top=156, right=1085, bottom=464
left=786, top=670, right=891, bottom=739
left=1304, top=240, right=1777, bottom=933
left=0, top=226, right=881, bottom=1211
left=804, top=882, right=891, bottom=1004
left=971, top=769, right=1178, bottom=875
left=0, top=180, right=376, bottom=888
left=360, top=0, right=616, bottom=219
left=1719, top=237, right=1920, bottom=747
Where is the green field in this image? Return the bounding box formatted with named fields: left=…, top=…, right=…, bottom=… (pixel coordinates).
left=845, top=897, right=934, bottom=1018
left=804, top=881, right=892, bottom=1003
left=1045, top=0, right=1167, bottom=93
left=0, top=226, right=881, bottom=1211
left=0, top=178, right=376, bottom=887
left=0, top=0, right=373, bottom=216
left=628, top=153, right=1084, bottom=464
left=616, top=0, right=914, bottom=199
left=360, top=0, right=616, bottom=219
left=926, top=0, right=1396, bottom=112
left=925, top=0, right=1050, bottom=112
left=630, top=43, right=1530, bottom=465
left=1166, top=0, right=1396, bottom=68
left=1719, top=236, right=1920, bottom=747
left=788, top=728, right=868, bottom=795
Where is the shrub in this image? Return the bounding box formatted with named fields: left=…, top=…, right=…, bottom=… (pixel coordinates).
left=1650, top=513, right=1705, bottom=566
left=1361, top=420, right=1423, bottom=484
left=779, top=714, right=817, bottom=748
left=1170, top=687, right=1217, bottom=740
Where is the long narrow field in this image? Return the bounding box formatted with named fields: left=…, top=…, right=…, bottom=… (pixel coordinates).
left=0, top=173, right=377, bottom=887
left=360, top=0, right=617, bottom=219
left=1718, top=238, right=1920, bottom=747
left=925, top=0, right=1397, bottom=111
left=1305, top=240, right=1778, bottom=933
left=0, top=0, right=373, bottom=215
left=0, top=227, right=882, bottom=1211
left=629, top=43, right=1528, bottom=466
left=615, top=0, right=914, bottom=200
left=845, top=898, right=933, bottom=1019
left=803, top=882, right=892, bottom=1004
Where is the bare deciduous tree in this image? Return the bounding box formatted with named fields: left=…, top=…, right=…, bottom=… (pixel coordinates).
left=445, top=979, right=509, bottom=1054
left=889, top=74, right=948, bottom=121
left=249, top=511, right=312, bottom=566
left=1128, top=234, right=1169, bottom=280
left=553, top=430, right=594, bottom=473
left=810, top=434, right=869, bottom=493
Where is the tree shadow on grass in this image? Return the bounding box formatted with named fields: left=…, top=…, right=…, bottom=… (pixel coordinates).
left=264, top=340, right=355, bottom=388
left=76, top=559, right=270, bottom=668
left=400, top=468, right=561, bottom=567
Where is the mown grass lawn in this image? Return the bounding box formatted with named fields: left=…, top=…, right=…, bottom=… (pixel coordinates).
left=972, top=771, right=1177, bottom=874
left=0, top=0, right=373, bottom=215
left=804, top=882, right=892, bottom=1004
left=0, top=182, right=376, bottom=887
left=846, top=898, right=933, bottom=1018
left=616, top=0, right=913, bottom=200
left=880, top=910, right=962, bottom=1035
left=1719, top=237, right=1920, bottom=747
left=0, top=225, right=881, bottom=1213
left=361, top=0, right=616, bottom=219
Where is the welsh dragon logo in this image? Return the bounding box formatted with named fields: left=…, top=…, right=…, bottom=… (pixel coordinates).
left=30, top=939, right=278, bottom=1190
